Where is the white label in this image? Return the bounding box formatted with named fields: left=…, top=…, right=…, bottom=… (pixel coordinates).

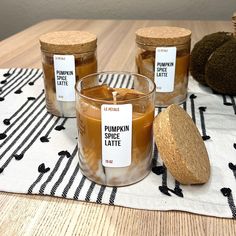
left=101, top=104, right=132, bottom=167
left=53, top=55, right=76, bottom=101
left=154, top=47, right=176, bottom=92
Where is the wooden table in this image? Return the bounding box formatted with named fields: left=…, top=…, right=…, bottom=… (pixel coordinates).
left=0, top=19, right=235, bottom=236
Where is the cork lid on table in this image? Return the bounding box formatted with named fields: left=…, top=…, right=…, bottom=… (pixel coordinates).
left=153, top=104, right=210, bottom=185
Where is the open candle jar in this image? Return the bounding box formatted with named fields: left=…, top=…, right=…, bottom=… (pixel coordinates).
left=75, top=72, right=156, bottom=186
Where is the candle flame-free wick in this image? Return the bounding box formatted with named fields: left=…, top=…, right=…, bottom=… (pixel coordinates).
left=112, top=91, right=118, bottom=104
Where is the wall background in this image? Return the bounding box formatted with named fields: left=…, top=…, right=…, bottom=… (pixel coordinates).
left=0, top=0, right=235, bottom=39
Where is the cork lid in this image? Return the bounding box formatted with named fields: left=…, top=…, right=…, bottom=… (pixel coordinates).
left=136, top=26, right=191, bottom=46
left=39, top=31, right=97, bottom=54
left=153, top=104, right=210, bottom=185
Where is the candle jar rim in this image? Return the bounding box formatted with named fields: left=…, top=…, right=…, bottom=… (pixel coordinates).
left=75, top=71, right=156, bottom=104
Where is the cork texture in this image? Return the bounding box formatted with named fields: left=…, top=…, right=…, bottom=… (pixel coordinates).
left=39, top=31, right=97, bottom=54
left=136, top=26, right=191, bottom=46
left=153, top=104, right=210, bottom=185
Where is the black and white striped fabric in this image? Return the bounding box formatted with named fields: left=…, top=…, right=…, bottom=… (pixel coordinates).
left=0, top=68, right=236, bottom=218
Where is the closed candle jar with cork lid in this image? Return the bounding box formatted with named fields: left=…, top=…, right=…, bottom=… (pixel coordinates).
left=75, top=72, right=156, bottom=186
left=39, top=31, right=97, bottom=117
left=135, top=26, right=191, bottom=107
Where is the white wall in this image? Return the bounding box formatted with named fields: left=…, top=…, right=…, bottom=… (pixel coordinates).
left=0, top=0, right=235, bottom=39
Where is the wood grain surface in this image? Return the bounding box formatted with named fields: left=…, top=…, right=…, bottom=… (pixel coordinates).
left=0, top=19, right=236, bottom=236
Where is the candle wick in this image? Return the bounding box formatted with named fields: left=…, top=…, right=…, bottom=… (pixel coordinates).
left=112, top=91, right=118, bottom=104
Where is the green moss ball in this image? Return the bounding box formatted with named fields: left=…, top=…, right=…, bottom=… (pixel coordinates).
left=190, top=32, right=233, bottom=85
left=205, top=39, right=236, bottom=95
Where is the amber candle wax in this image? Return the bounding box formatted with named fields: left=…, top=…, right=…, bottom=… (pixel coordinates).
left=76, top=72, right=156, bottom=186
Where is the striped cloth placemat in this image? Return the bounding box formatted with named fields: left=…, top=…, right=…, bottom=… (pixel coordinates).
left=0, top=68, right=236, bottom=218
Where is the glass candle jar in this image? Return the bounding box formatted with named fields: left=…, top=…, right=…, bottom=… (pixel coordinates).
left=135, top=26, right=191, bottom=107
left=39, top=31, right=97, bottom=117
left=75, top=72, right=156, bottom=186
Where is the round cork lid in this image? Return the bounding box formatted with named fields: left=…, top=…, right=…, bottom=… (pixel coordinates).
left=153, top=104, right=210, bottom=185
left=39, top=31, right=97, bottom=54
left=136, top=26, right=191, bottom=46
